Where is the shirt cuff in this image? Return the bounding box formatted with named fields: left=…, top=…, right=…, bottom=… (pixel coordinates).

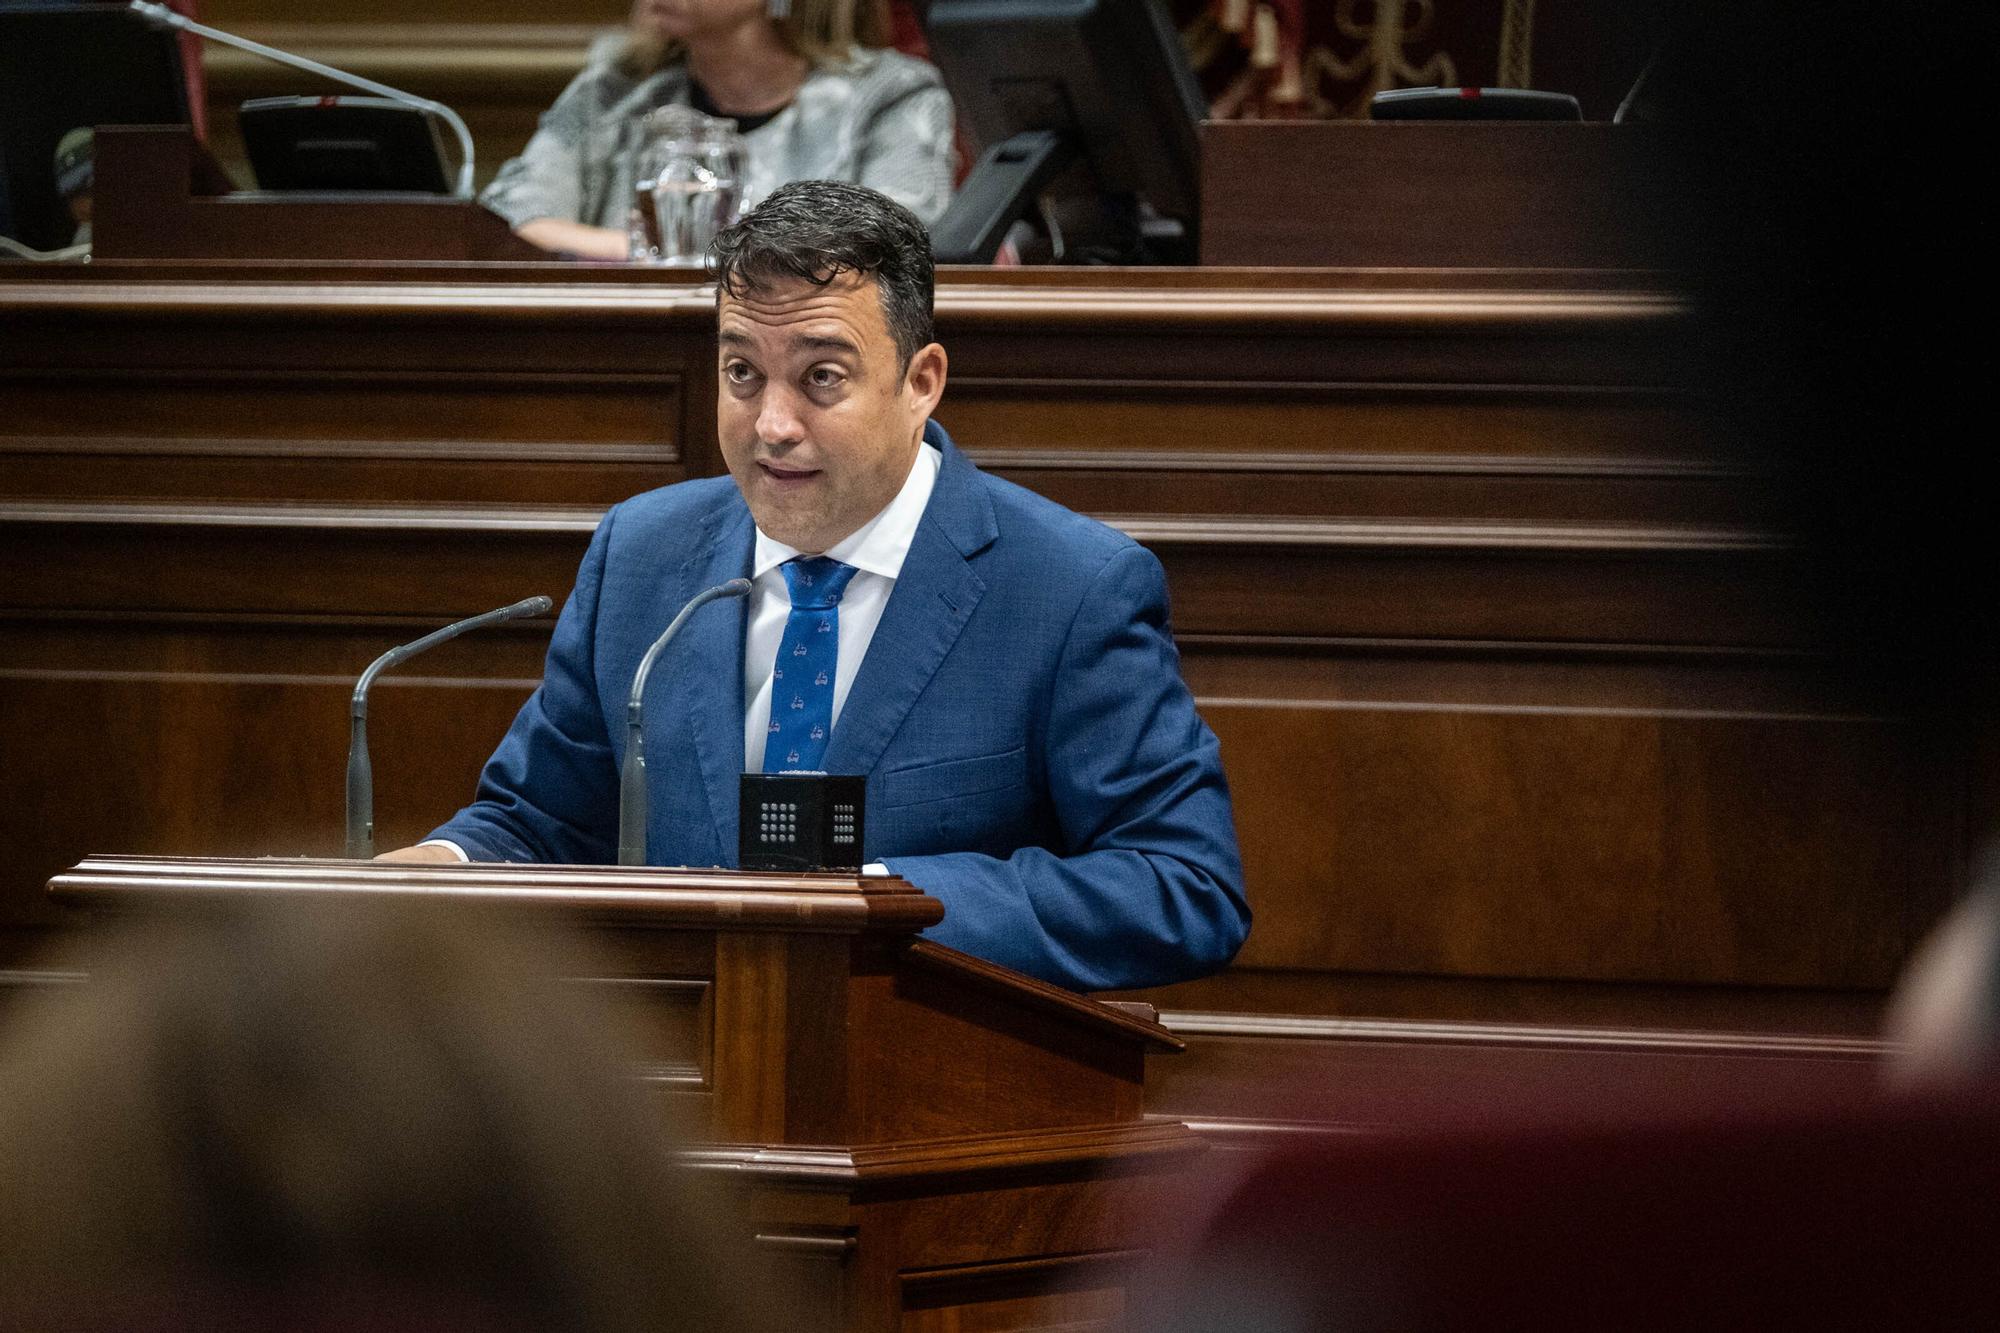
left=418, top=839, right=470, bottom=862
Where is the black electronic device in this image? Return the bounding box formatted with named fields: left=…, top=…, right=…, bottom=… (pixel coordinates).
left=1370, top=86, right=1584, bottom=121
left=924, top=0, right=1206, bottom=264
left=0, top=1, right=191, bottom=251
left=739, top=773, right=866, bottom=873
left=239, top=96, right=454, bottom=194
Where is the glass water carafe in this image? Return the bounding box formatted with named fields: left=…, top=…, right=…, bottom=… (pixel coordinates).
left=628, top=105, right=748, bottom=265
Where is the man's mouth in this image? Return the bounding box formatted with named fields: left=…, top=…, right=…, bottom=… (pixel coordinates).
left=758, top=461, right=820, bottom=487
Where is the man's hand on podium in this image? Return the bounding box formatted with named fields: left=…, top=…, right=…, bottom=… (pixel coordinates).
left=375, top=844, right=462, bottom=864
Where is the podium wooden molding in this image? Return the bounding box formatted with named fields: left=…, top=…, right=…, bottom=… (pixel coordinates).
left=47, top=854, right=1201, bottom=1331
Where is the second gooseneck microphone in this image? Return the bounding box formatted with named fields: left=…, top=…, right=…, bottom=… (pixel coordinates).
left=128, top=0, right=478, bottom=197
left=619, top=579, right=754, bottom=866
left=346, top=595, right=553, bottom=859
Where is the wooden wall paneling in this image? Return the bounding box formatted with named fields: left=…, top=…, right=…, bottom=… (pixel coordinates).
left=951, top=383, right=1769, bottom=529
left=1142, top=534, right=1812, bottom=648
left=0, top=510, right=595, bottom=617
left=0, top=616, right=551, bottom=936
left=1113, top=969, right=1895, bottom=1036
left=0, top=376, right=679, bottom=510
left=939, top=295, right=1704, bottom=391
left=1199, top=696, right=1935, bottom=987
left=1141, top=1013, right=1889, bottom=1142
left=0, top=285, right=709, bottom=508
left=1200, top=122, right=1704, bottom=270
left=0, top=267, right=1964, bottom=1116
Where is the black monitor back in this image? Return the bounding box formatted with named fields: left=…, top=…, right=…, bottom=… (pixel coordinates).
left=0, top=2, right=192, bottom=251
left=926, top=0, right=1205, bottom=228
left=239, top=97, right=453, bottom=195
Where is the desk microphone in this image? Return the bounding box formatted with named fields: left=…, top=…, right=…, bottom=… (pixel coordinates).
left=346, top=596, right=553, bottom=859
left=620, top=579, right=753, bottom=866
left=126, top=0, right=478, bottom=196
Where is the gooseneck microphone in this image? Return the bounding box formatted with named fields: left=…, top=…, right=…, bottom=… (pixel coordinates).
left=127, top=0, right=478, bottom=196
left=620, top=579, right=754, bottom=866
left=346, top=595, right=553, bottom=859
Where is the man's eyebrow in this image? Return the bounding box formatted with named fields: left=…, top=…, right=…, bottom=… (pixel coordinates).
left=794, top=333, right=861, bottom=356
left=715, top=329, right=860, bottom=356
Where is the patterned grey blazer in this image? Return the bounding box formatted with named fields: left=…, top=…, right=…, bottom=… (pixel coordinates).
left=481, top=38, right=956, bottom=232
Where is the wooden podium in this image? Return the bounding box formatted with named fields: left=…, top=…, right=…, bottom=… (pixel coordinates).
left=90, top=126, right=545, bottom=261
left=47, top=855, right=1200, bottom=1331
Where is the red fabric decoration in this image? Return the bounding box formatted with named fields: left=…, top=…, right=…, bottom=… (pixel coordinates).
left=172, top=0, right=208, bottom=140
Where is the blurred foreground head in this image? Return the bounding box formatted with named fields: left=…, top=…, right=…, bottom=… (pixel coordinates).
left=1144, top=1086, right=2000, bottom=1332
left=0, top=899, right=758, bottom=1332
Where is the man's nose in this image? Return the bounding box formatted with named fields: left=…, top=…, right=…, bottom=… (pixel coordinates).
left=756, top=385, right=807, bottom=447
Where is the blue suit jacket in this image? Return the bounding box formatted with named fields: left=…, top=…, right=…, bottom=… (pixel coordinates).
left=431, top=422, right=1249, bottom=991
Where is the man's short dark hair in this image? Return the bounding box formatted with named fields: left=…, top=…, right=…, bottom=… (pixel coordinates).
left=709, top=181, right=935, bottom=371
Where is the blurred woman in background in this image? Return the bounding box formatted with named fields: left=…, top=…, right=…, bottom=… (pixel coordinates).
left=489, top=0, right=954, bottom=258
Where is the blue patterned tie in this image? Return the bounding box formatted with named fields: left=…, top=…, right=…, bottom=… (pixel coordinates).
left=764, top=557, right=858, bottom=772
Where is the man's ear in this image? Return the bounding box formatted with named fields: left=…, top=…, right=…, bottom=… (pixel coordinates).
left=904, top=342, right=948, bottom=419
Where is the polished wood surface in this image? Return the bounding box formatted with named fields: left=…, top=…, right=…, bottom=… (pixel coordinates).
left=45, top=854, right=1197, bottom=1331
left=0, top=262, right=1960, bottom=1141
left=1148, top=1011, right=1886, bottom=1148
left=1201, top=121, right=1702, bottom=270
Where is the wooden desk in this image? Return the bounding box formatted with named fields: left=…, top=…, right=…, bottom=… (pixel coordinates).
left=44, top=855, right=1197, bottom=1331
left=1201, top=121, right=1702, bottom=270
left=0, top=263, right=1942, bottom=1135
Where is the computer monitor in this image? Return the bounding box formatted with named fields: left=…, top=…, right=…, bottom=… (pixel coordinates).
left=0, top=2, right=191, bottom=252
left=924, top=0, right=1206, bottom=264
left=239, top=96, right=454, bottom=195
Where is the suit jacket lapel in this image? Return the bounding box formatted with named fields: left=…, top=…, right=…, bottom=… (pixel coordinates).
left=675, top=495, right=754, bottom=864
left=824, top=425, right=997, bottom=777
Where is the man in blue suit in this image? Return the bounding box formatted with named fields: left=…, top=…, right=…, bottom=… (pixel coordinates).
left=390, top=182, right=1248, bottom=993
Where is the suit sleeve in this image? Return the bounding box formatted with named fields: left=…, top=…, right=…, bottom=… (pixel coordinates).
left=425, top=509, right=621, bottom=864
left=882, top=545, right=1250, bottom=991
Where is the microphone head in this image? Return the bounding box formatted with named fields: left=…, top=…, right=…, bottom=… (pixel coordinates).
left=521, top=595, right=555, bottom=616
left=722, top=578, right=753, bottom=597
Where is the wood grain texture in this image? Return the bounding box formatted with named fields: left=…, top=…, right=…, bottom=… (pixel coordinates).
left=36, top=856, right=1194, bottom=1333
left=1201, top=122, right=1706, bottom=270
left=712, top=933, right=791, bottom=1144
left=1143, top=1011, right=1887, bottom=1141
left=0, top=262, right=1965, bottom=1093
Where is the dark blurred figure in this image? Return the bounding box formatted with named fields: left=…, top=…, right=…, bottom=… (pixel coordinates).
left=1683, top=0, right=2000, bottom=1081
left=1144, top=1086, right=2000, bottom=1332
left=1657, top=0, right=2000, bottom=712
left=1151, top=3, right=2000, bottom=1327
left=0, top=900, right=765, bottom=1332
left=1640, top=0, right=2000, bottom=1063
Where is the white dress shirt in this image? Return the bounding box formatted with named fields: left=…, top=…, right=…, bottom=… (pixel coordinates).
left=423, top=440, right=939, bottom=861
left=743, top=440, right=939, bottom=771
